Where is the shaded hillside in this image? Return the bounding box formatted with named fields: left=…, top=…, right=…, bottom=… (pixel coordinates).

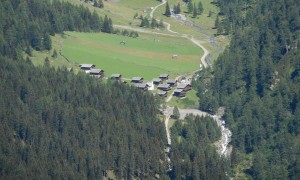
left=0, top=57, right=167, bottom=179
left=194, top=0, right=300, bottom=178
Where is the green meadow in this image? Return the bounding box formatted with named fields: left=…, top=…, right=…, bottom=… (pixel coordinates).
left=62, top=31, right=202, bottom=80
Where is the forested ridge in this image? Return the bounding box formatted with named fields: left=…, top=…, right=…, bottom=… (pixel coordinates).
left=194, top=0, right=300, bottom=178
left=0, top=0, right=167, bottom=179
left=0, top=57, right=168, bottom=179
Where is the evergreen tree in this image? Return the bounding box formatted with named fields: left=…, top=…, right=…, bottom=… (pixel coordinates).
left=159, top=19, right=165, bottom=28
left=197, top=1, right=203, bottom=15
left=187, top=1, right=193, bottom=14
left=193, top=3, right=197, bottom=18
left=164, top=2, right=171, bottom=17
left=98, top=0, right=104, bottom=8
left=43, top=34, right=52, bottom=51
left=151, top=18, right=158, bottom=29
left=172, top=106, right=180, bottom=119
left=52, top=49, right=57, bottom=59
left=214, top=15, right=219, bottom=28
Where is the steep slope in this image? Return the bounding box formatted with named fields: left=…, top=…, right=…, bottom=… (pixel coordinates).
left=194, top=0, right=300, bottom=178
left=0, top=57, right=167, bottom=179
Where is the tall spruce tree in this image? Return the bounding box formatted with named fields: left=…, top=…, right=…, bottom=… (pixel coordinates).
left=165, top=1, right=171, bottom=17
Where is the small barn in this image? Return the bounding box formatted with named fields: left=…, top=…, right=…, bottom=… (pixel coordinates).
left=89, top=69, right=104, bottom=78
left=135, top=83, right=148, bottom=91
left=111, top=74, right=122, bottom=80
left=157, top=83, right=171, bottom=91
left=153, top=78, right=162, bottom=85
left=174, top=89, right=186, bottom=97
left=131, top=77, right=144, bottom=83
left=166, top=79, right=178, bottom=87
left=157, top=90, right=167, bottom=97
left=79, top=64, right=95, bottom=71
left=177, top=83, right=192, bottom=91
left=159, top=74, right=169, bottom=81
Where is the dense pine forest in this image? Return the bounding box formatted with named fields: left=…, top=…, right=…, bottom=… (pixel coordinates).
left=169, top=115, right=228, bottom=179
left=194, top=0, right=300, bottom=178
left=0, top=0, right=166, bottom=179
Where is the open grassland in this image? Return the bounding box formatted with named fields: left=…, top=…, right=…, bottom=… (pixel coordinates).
left=62, top=31, right=202, bottom=80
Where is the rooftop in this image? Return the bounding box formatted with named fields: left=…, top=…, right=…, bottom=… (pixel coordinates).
left=157, top=83, right=171, bottom=89
left=166, top=79, right=177, bottom=84
left=89, top=69, right=103, bottom=74
left=111, top=74, right=121, bottom=78
left=177, top=83, right=190, bottom=89
left=159, top=74, right=169, bottom=78
left=79, top=64, right=95, bottom=68
left=132, top=77, right=143, bottom=81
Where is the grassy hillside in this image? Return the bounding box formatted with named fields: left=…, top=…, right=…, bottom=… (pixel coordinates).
left=62, top=31, right=202, bottom=80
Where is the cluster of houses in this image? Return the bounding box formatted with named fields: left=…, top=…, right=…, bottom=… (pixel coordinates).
left=131, top=74, right=192, bottom=98
left=79, top=64, right=122, bottom=80
left=79, top=64, right=191, bottom=98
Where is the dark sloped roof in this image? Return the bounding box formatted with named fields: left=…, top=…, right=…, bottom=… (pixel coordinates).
left=159, top=74, right=169, bottom=78
left=132, top=77, right=143, bottom=81
left=89, top=69, right=103, bottom=74
left=174, top=89, right=184, bottom=93
left=177, top=83, right=190, bottom=89
left=111, top=74, right=121, bottom=78
left=157, top=83, right=170, bottom=89
left=157, top=90, right=167, bottom=95
left=166, top=79, right=177, bottom=84
left=79, top=64, right=95, bottom=68
left=153, top=78, right=162, bottom=82
left=135, top=83, right=148, bottom=88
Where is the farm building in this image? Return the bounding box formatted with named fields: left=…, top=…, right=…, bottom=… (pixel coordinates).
left=174, top=89, right=186, bottom=97
left=111, top=74, right=122, bottom=80
left=166, top=79, right=178, bottom=87
left=177, top=83, right=192, bottom=91
left=79, top=64, right=95, bottom=72
left=159, top=74, right=169, bottom=80
left=157, top=90, right=167, bottom=97
left=135, top=83, right=148, bottom=91
left=153, top=78, right=163, bottom=85
left=89, top=69, right=104, bottom=78
left=157, top=83, right=171, bottom=91
left=131, top=77, right=144, bottom=83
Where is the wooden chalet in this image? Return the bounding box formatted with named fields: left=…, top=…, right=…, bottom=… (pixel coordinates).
left=135, top=83, right=148, bottom=91
left=157, top=83, right=171, bottom=91
left=152, top=78, right=162, bottom=85
left=157, top=90, right=167, bottom=97
left=131, top=77, right=144, bottom=83
left=111, top=74, right=122, bottom=80
left=166, top=79, right=178, bottom=87
left=177, top=83, right=192, bottom=92
left=159, top=74, right=169, bottom=81
left=89, top=69, right=104, bottom=78
left=174, top=88, right=186, bottom=97
left=79, top=64, right=95, bottom=71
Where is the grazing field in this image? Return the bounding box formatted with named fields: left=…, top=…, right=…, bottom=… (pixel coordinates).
left=62, top=32, right=202, bottom=80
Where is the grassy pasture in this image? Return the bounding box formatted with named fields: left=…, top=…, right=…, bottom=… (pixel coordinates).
left=62, top=31, right=202, bottom=80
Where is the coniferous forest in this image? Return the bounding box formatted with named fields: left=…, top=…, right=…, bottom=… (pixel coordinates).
left=194, top=0, right=300, bottom=178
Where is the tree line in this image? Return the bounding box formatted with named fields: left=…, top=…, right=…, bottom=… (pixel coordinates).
left=0, top=0, right=113, bottom=60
